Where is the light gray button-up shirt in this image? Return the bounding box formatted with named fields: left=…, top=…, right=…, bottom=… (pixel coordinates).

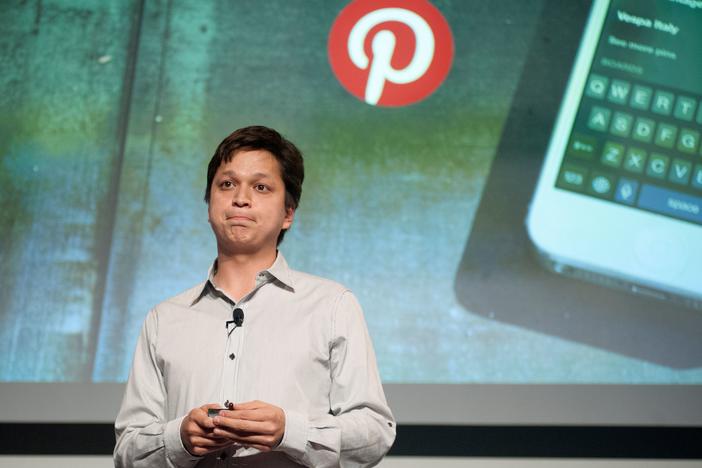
left=114, top=253, right=395, bottom=467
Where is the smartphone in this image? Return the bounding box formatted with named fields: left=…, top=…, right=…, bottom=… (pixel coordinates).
left=526, top=0, right=702, bottom=309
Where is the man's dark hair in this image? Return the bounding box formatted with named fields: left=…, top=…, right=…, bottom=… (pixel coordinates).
left=205, top=125, right=304, bottom=245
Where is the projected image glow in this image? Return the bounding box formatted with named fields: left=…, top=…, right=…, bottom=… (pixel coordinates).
left=1, top=0, right=701, bottom=392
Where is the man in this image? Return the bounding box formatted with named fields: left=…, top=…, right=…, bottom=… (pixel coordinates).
left=114, top=126, right=395, bottom=467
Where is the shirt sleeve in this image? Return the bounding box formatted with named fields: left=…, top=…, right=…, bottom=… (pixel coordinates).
left=113, top=310, right=202, bottom=468
left=276, top=290, right=396, bottom=467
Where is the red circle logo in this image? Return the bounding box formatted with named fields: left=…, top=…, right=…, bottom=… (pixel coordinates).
left=328, top=0, right=454, bottom=107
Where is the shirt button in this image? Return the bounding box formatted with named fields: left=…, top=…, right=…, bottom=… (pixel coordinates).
left=229, top=353, right=235, bottom=360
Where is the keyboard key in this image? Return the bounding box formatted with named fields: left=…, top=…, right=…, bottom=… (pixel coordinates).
left=652, top=90, right=675, bottom=116
left=601, top=141, right=624, bottom=167
left=630, top=85, right=652, bottom=110
left=567, top=133, right=598, bottom=159
left=654, top=123, right=677, bottom=149
left=588, top=172, right=615, bottom=198
left=638, top=183, right=702, bottom=224
left=678, top=128, right=700, bottom=154
left=615, top=177, right=639, bottom=205
left=608, top=79, right=631, bottom=105
left=674, top=96, right=697, bottom=121
left=610, top=111, right=633, bottom=137
left=632, top=117, right=655, bottom=143
left=585, top=74, right=608, bottom=99
left=558, top=165, right=588, bottom=191
left=669, top=159, right=692, bottom=185
left=646, top=153, right=670, bottom=179
left=588, top=106, right=611, bottom=132
left=623, top=147, right=647, bottom=173
left=692, top=164, right=702, bottom=190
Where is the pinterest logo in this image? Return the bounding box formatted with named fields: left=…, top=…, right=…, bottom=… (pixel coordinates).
left=328, top=0, right=454, bottom=107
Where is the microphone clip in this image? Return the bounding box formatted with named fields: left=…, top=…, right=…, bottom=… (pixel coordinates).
left=225, top=307, right=245, bottom=336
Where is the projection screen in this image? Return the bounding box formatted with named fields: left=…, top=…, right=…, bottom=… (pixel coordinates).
left=1, top=0, right=701, bottom=428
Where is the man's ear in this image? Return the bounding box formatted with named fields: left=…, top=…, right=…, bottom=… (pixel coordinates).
left=283, top=207, right=295, bottom=229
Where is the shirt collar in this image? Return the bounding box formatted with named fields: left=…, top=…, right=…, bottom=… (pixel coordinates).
left=191, top=251, right=295, bottom=306
left=266, top=251, right=295, bottom=291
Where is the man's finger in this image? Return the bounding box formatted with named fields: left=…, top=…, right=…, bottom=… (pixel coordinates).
left=185, top=416, right=215, bottom=433
left=189, top=405, right=222, bottom=429
left=218, top=409, right=269, bottom=421
left=189, top=435, right=231, bottom=448
left=212, top=428, right=280, bottom=448
left=231, top=400, right=264, bottom=410
left=213, top=417, right=274, bottom=435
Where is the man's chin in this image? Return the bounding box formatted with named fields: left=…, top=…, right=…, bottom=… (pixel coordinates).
left=218, top=238, right=277, bottom=257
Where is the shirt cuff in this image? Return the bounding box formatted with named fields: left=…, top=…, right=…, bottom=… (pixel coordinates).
left=276, top=408, right=308, bottom=460
left=164, top=415, right=202, bottom=468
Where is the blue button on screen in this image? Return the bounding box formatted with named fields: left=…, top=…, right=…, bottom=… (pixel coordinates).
left=637, top=183, right=702, bottom=224
left=615, top=178, right=638, bottom=205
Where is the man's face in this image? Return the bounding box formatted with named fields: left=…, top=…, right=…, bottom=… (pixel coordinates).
left=207, top=149, right=294, bottom=256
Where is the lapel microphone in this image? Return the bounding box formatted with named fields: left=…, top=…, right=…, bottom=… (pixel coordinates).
left=225, top=308, right=245, bottom=336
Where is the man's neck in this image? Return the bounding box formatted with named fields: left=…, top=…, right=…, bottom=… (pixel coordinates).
left=214, top=248, right=278, bottom=302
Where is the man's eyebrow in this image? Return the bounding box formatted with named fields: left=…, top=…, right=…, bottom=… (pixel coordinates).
left=217, top=170, right=275, bottom=179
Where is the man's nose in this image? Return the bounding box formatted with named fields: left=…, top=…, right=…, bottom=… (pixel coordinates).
left=232, top=186, right=251, bottom=206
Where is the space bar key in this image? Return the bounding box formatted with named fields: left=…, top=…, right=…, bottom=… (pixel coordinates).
left=637, top=183, right=702, bottom=224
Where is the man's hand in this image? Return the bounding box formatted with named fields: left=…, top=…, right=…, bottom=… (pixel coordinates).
left=212, top=400, right=286, bottom=452
left=180, top=404, right=234, bottom=457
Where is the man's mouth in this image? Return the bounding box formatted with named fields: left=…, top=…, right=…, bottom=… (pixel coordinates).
left=227, top=215, right=254, bottom=223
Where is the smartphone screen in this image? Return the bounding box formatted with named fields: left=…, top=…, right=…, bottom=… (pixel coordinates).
left=527, top=0, right=702, bottom=307
left=555, top=0, right=702, bottom=223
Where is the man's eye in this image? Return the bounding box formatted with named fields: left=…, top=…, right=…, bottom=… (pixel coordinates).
left=220, top=180, right=234, bottom=188
left=255, top=184, right=269, bottom=192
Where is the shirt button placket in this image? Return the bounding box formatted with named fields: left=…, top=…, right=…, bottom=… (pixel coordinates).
left=221, top=302, right=239, bottom=405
